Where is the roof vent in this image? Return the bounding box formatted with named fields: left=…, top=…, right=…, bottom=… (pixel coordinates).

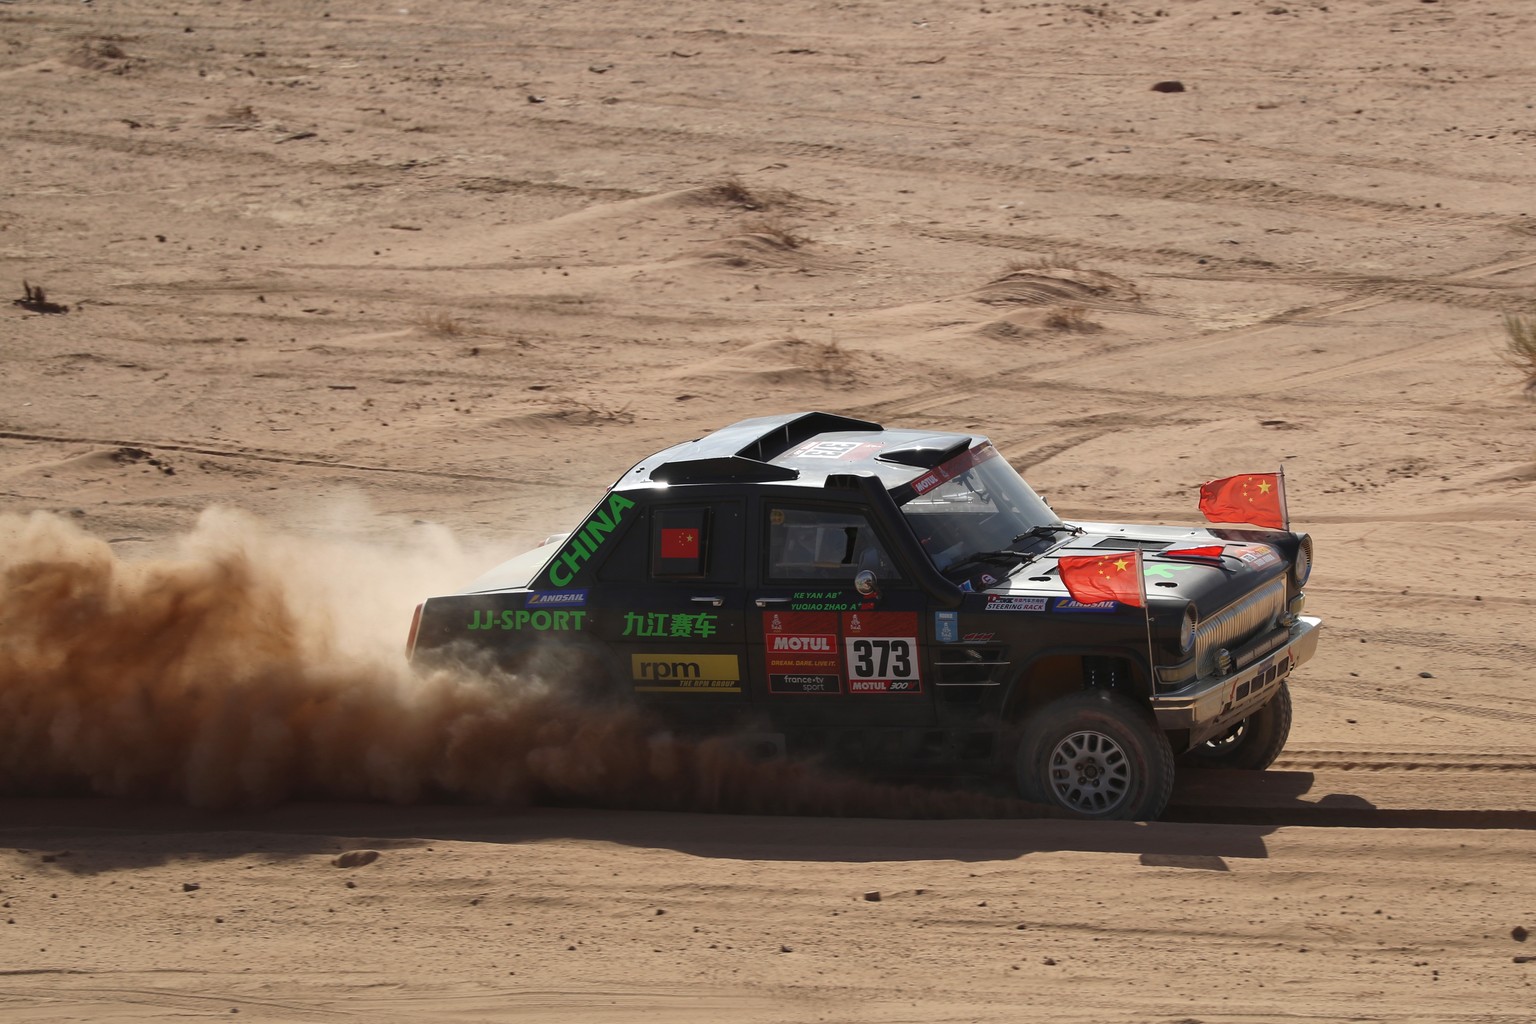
left=735, top=411, right=882, bottom=462
left=877, top=436, right=971, bottom=469
left=650, top=457, right=799, bottom=485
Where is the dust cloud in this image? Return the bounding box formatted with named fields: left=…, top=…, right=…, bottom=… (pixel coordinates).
left=0, top=510, right=1044, bottom=818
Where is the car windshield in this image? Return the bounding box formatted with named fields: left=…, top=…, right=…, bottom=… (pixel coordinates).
left=895, top=443, right=1066, bottom=577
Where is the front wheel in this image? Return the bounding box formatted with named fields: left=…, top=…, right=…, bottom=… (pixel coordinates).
left=1016, top=690, right=1176, bottom=821
left=1181, top=681, right=1292, bottom=770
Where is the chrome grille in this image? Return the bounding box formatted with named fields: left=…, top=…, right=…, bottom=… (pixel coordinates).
left=1194, top=577, right=1287, bottom=677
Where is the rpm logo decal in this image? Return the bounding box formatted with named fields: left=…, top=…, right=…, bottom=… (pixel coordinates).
left=631, top=654, right=741, bottom=693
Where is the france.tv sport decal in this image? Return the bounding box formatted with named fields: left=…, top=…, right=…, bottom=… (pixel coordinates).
left=763, top=611, right=841, bottom=694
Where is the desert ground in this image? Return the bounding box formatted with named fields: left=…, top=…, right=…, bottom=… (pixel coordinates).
left=3, top=0, right=1535, bottom=1020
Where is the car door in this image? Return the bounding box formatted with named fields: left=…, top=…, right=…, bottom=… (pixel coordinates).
left=746, top=499, right=937, bottom=735
left=591, top=498, right=751, bottom=710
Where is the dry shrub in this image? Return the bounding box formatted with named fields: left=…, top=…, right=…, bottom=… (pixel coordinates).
left=703, top=174, right=767, bottom=210
left=67, top=37, right=139, bottom=74
left=1502, top=314, right=1536, bottom=394
left=222, top=104, right=260, bottom=125
left=785, top=332, right=846, bottom=376
left=1003, top=254, right=1081, bottom=274
left=550, top=397, right=635, bottom=424
left=414, top=312, right=468, bottom=337
left=741, top=217, right=809, bottom=250
left=1044, top=305, right=1100, bottom=332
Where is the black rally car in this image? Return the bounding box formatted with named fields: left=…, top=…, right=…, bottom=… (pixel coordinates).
left=409, top=412, right=1322, bottom=820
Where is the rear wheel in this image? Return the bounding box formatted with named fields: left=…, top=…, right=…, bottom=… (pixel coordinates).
left=1181, top=681, right=1291, bottom=770
left=1016, top=690, right=1176, bottom=821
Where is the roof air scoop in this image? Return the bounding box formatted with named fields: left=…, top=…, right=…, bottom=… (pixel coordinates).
left=733, top=411, right=882, bottom=462
left=877, top=436, right=972, bottom=469
left=650, top=457, right=799, bottom=485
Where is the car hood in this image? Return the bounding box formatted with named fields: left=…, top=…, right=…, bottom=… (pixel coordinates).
left=984, top=520, right=1288, bottom=611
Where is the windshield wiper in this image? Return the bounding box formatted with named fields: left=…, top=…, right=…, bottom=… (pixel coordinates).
left=945, top=526, right=1082, bottom=580
left=944, top=549, right=1034, bottom=576
left=1011, top=523, right=1083, bottom=545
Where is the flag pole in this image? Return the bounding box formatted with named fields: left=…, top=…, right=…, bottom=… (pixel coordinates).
left=1278, top=464, right=1290, bottom=532
left=1137, top=549, right=1155, bottom=691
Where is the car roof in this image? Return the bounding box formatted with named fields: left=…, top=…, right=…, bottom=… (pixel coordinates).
left=614, top=411, right=979, bottom=493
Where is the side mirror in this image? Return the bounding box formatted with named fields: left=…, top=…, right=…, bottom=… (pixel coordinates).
left=854, top=569, right=879, bottom=598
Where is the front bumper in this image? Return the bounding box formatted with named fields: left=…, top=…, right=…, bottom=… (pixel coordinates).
left=1151, top=615, right=1322, bottom=746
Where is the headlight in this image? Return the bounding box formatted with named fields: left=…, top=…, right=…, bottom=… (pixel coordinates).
left=1291, top=534, right=1313, bottom=588
left=1179, top=605, right=1198, bottom=655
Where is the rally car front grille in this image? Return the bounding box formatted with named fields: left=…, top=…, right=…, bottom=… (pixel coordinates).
left=1194, top=576, right=1287, bottom=678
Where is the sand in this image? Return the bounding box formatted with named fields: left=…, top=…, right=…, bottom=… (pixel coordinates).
left=2, top=0, right=1534, bottom=1020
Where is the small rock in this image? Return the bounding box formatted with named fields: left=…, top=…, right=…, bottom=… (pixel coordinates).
left=1150, top=80, right=1185, bottom=93
left=780, top=944, right=793, bottom=953
left=1513, top=925, right=1529, bottom=942
left=182, top=883, right=200, bottom=893
left=1016, top=923, right=1028, bottom=930
left=863, top=891, right=881, bottom=902
left=1042, top=957, right=1057, bottom=965
left=1515, top=955, right=1534, bottom=964
left=333, top=850, right=379, bottom=869
left=655, top=908, right=666, bottom=915
left=1419, top=672, right=1435, bottom=679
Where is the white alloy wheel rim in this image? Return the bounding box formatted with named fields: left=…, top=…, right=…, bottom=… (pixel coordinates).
left=1047, top=730, right=1132, bottom=814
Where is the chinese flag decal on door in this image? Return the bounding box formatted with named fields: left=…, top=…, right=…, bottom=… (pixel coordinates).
left=660, top=527, right=699, bottom=559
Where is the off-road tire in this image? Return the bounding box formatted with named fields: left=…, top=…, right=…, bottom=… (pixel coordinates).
left=1016, top=689, right=1176, bottom=821
left=1180, top=681, right=1292, bottom=771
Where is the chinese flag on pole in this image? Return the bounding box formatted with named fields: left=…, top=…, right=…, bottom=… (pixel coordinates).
left=1198, top=473, right=1285, bottom=530
left=660, top=528, right=699, bottom=559
left=1058, top=551, right=1144, bottom=608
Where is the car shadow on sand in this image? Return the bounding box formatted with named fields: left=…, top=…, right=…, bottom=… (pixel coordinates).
left=3, top=767, right=1530, bottom=877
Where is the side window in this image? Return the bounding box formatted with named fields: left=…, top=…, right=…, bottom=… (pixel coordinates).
left=766, top=507, right=902, bottom=582
left=595, top=506, right=649, bottom=583
left=596, top=501, right=742, bottom=584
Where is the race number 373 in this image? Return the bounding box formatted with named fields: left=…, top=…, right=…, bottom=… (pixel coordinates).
left=845, top=636, right=921, bottom=694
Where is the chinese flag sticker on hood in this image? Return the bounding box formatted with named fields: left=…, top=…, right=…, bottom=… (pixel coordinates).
left=1198, top=473, right=1285, bottom=530
left=1058, top=551, right=1144, bottom=608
